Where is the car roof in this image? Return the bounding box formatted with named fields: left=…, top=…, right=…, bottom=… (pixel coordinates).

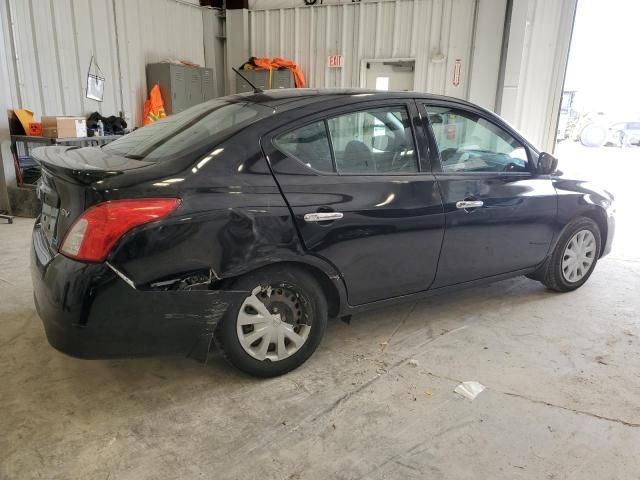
left=228, top=88, right=476, bottom=112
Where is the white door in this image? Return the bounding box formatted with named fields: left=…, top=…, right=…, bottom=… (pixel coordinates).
left=363, top=60, right=415, bottom=92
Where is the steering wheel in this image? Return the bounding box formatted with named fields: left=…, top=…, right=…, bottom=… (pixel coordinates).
left=390, top=147, right=412, bottom=171
left=440, top=148, right=460, bottom=164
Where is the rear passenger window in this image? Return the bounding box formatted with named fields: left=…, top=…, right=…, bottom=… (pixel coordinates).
left=274, top=106, right=418, bottom=175
left=328, top=108, right=417, bottom=174
left=274, top=121, right=334, bottom=173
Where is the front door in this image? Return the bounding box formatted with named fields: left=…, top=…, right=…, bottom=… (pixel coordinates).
left=420, top=102, right=557, bottom=288
left=263, top=100, right=444, bottom=306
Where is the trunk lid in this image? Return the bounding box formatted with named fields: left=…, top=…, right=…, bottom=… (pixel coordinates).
left=33, top=146, right=153, bottom=183
left=33, top=146, right=153, bottom=250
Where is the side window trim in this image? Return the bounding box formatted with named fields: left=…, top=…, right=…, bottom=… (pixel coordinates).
left=270, top=101, right=423, bottom=176
left=323, top=119, right=338, bottom=173
left=422, top=102, right=533, bottom=175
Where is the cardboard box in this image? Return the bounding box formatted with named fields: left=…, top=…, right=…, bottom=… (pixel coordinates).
left=41, top=116, right=87, bottom=138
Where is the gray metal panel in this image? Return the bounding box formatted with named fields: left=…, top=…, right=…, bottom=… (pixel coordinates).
left=171, top=65, right=189, bottom=114
left=236, top=70, right=269, bottom=94
left=498, top=0, right=578, bottom=151
left=202, top=68, right=215, bottom=101
left=187, top=68, right=203, bottom=108
left=202, top=9, right=226, bottom=98
left=271, top=70, right=295, bottom=89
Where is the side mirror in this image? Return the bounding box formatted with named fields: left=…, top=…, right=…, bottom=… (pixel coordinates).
left=537, top=152, right=558, bottom=175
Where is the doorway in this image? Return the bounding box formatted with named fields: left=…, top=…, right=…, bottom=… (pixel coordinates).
left=361, top=59, right=415, bottom=92
left=554, top=0, right=639, bottom=261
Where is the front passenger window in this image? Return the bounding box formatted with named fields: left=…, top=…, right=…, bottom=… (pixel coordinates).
left=426, top=106, right=529, bottom=173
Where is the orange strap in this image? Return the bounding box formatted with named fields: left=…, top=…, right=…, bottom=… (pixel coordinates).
left=252, top=57, right=306, bottom=88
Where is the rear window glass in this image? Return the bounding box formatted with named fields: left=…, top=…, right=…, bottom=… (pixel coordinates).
left=103, top=99, right=273, bottom=161
left=274, top=121, right=334, bottom=173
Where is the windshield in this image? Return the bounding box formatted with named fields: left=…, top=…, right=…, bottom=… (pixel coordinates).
left=103, top=99, right=274, bottom=161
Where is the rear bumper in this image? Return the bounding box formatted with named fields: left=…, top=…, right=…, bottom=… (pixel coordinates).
left=31, top=225, right=246, bottom=360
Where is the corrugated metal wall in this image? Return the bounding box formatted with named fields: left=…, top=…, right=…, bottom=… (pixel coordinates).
left=114, top=0, right=206, bottom=127
left=1, top=0, right=206, bottom=128
left=248, top=0, right=477, bottom=99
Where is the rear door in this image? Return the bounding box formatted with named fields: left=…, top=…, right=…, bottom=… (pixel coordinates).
left=419, top=102, right=557, bottom=288
left=262, top=100, right=444, bottom=306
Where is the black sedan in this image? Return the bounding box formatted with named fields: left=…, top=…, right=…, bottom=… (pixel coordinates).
left=31, top=89, right=615, bottom=377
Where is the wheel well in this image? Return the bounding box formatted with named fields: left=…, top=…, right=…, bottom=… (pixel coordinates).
left=581, top=209, right=608, bottom=256
left=219, top=261, right=342, bottom=318
left=293, top=262, right=342, bottom=318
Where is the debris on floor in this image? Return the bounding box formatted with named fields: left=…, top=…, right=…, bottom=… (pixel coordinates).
left=454, top=381, right=486, bottom=400
left=407, top=359, right=419, bottom=367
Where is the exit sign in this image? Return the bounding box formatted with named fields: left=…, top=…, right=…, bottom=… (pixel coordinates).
left=328, top=55, right=343, bottom=68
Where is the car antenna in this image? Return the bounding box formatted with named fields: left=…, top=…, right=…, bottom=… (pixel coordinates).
left=232, top=67, right=264, bottom=94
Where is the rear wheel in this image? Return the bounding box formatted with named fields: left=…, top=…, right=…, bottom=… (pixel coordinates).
left=215, top=266, right=327, bottom=377
left=538, top=217, right=601, bottom=292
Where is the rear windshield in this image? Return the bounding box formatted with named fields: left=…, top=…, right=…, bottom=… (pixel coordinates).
left=103, top=99, right=274, bottom=161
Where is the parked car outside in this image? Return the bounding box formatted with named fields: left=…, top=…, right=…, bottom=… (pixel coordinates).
left=606, top=121, right=640, bottom=147
left=31, top=89, right=616, bottom=377
left=556, top=90, right=578, bottom=142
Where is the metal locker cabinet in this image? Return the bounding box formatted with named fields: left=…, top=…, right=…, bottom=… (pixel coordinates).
left=146, top=63, right=187, bottom=115
left=187, top=68, right=202, bottom=108
left=169, top=64, right=188, bottom=114
left=202, top=68, right=214, bottom=102
left=146, top=63, right=173, bottom=114
left=236, top=70, right=269, bottom=93
left=272, top=70, right=295, bottom=89
left=147, top=63, right=217, bottom=113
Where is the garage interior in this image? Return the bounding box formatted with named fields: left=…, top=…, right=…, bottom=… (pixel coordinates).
left=1, top=0, right=638, bottom=479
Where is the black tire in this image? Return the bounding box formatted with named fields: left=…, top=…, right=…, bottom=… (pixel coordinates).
left=539, top=217, right=601, bottom=292
left=215, top=265, right=327, bottom=377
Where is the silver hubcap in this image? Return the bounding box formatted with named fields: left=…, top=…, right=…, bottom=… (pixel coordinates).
left=562, top=229, right=596, bottom=283
left=236, top=286, right=311, bottom=362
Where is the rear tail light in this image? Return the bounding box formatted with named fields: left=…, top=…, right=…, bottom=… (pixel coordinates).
left=60, top=198, right=181, bottom=262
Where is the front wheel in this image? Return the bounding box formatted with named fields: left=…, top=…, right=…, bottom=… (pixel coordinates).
left=215, top=266, right=327, bottom=377
left=539, top=217, right=602, bottom=292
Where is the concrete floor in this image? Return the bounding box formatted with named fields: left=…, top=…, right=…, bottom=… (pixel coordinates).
left=1, top=144, right=639, bottom=479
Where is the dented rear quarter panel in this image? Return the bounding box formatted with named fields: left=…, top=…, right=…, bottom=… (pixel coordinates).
left=93, top=126, right=347, bottom=305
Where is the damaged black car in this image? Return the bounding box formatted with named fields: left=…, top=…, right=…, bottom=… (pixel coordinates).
left=31, top=89, right=615, bottom=377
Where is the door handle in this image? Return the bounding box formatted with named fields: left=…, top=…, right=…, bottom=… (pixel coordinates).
left=456, top=200, right=484, bottom=210
left=304, top=212, right=344, bottom=223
